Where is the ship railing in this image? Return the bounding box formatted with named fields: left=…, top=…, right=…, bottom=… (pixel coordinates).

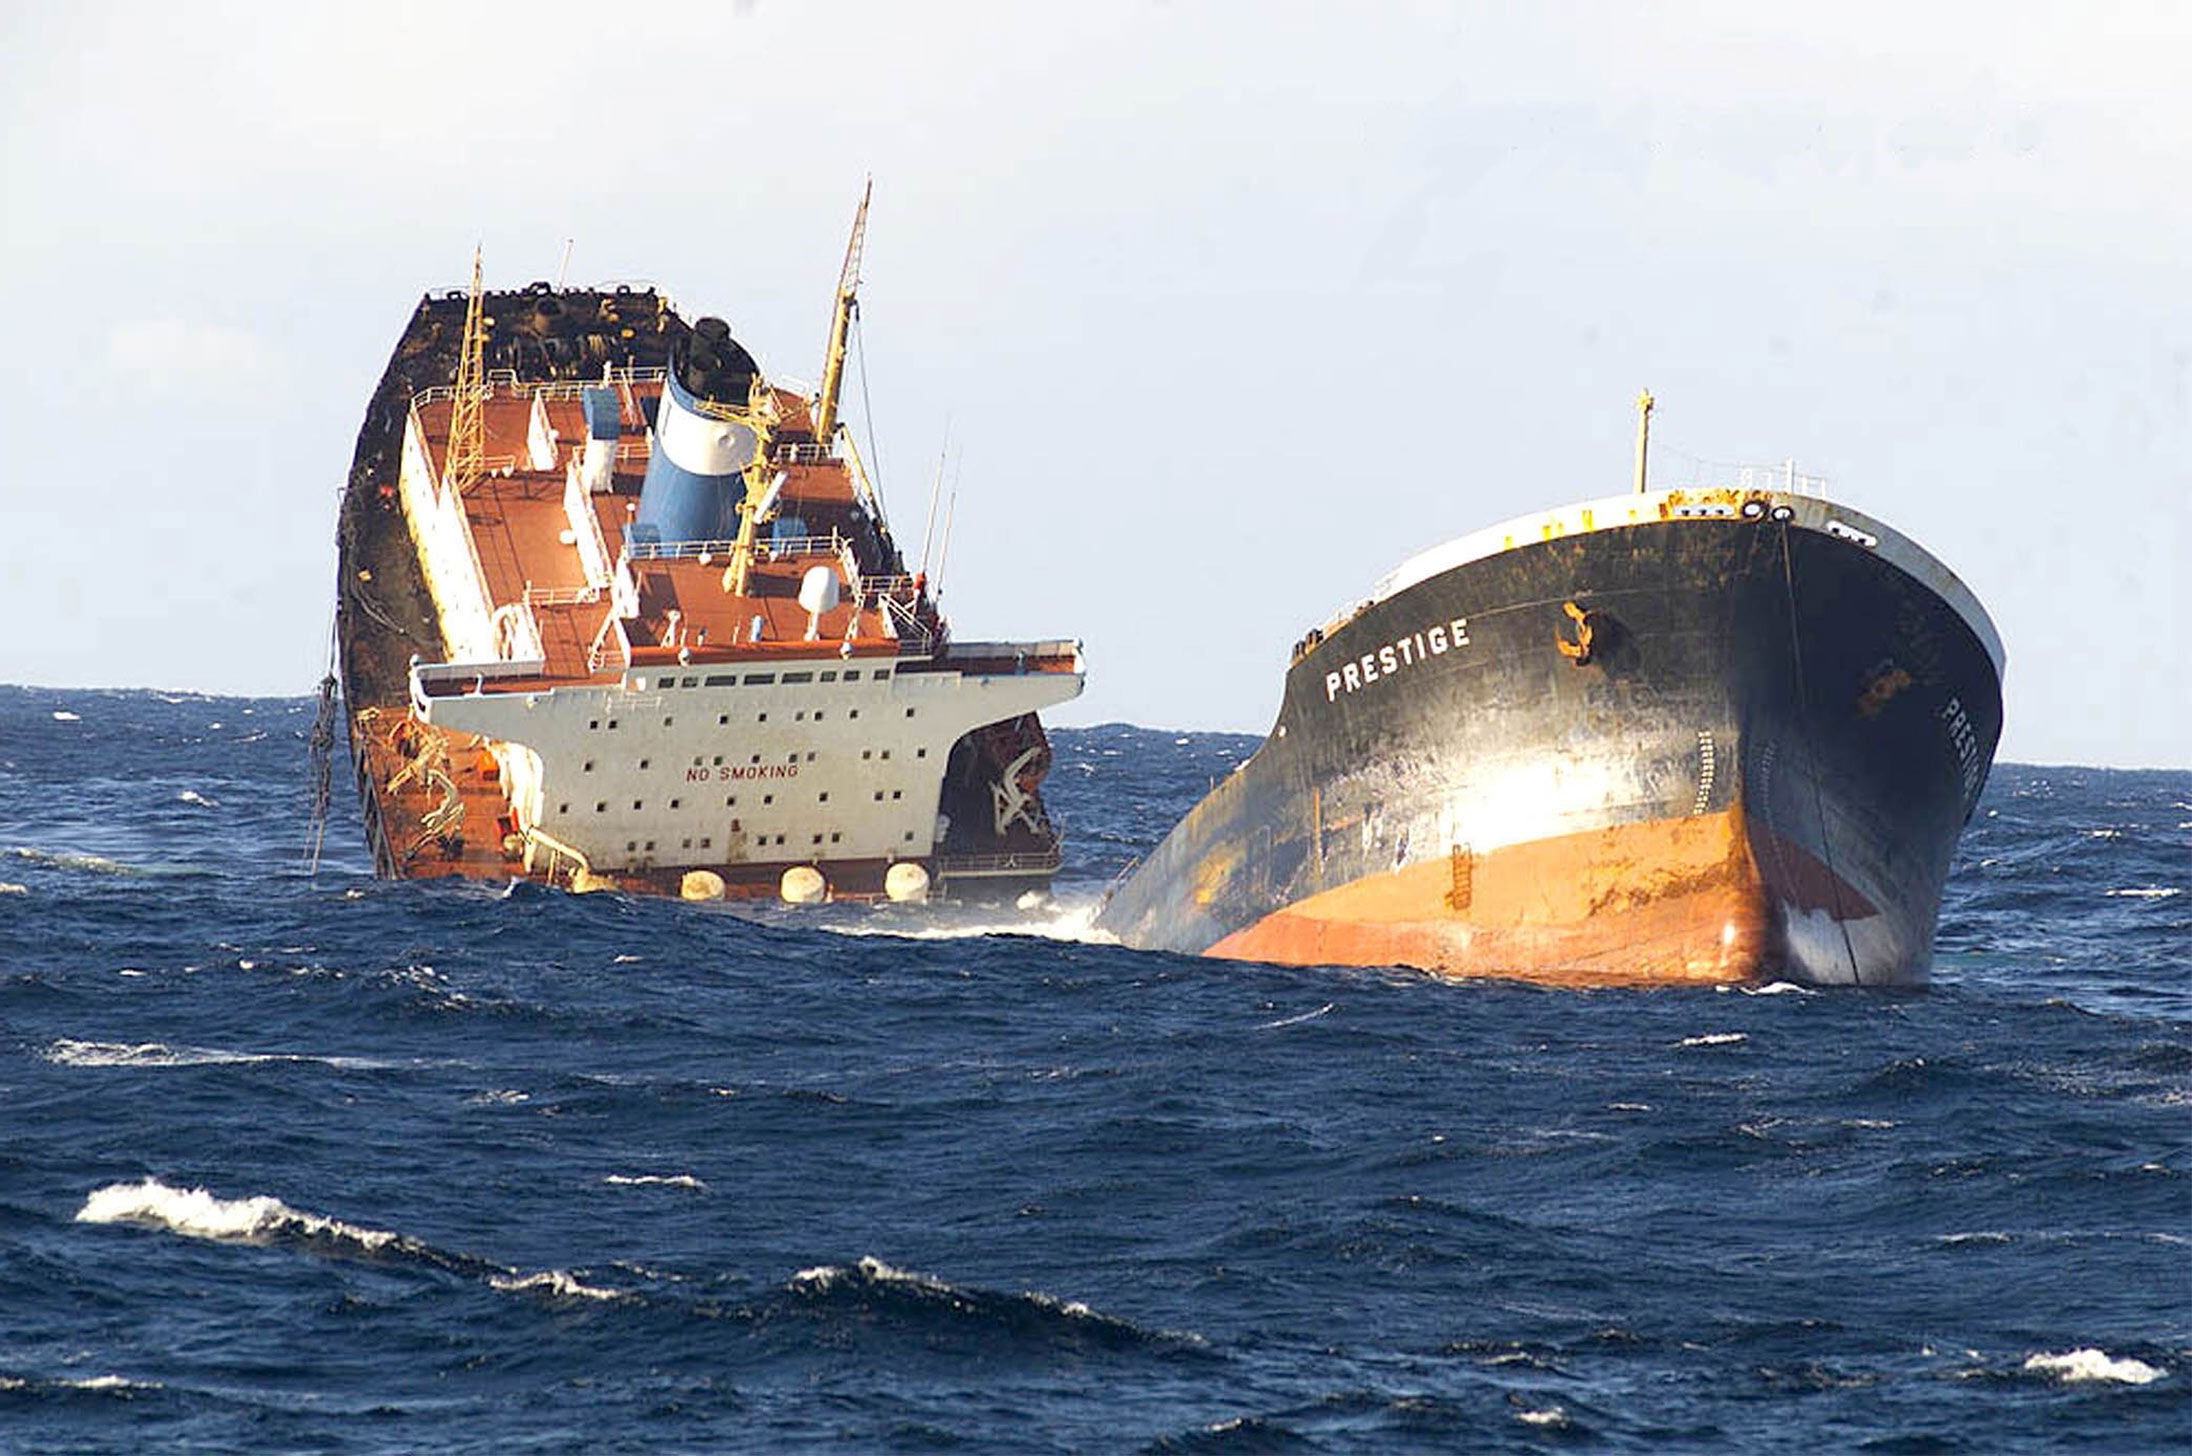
left=518, top=367, right=667, bottom=403
left=614, top=439, right=652, bottom=462
left=773, top=441, right=836, bottom=465
left=933, top=848, right=1065, bottom=878
left=521, top=583, right=604, bottom=606
left=621, top=530, right=851, bottom=566
left=414, top=366, right=669, bottom=410
left=410, top=656, right=549, bottom=709
left=880, top=595, right=936, bottom=653
left=1731, top=463, right=1830, bottom=497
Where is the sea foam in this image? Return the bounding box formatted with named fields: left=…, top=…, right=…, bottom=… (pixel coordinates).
left=2024, top=1348, right=2164, bottom=1384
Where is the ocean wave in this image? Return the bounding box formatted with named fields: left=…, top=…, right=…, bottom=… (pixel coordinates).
left=75, top=1178, right=623, bottom=1301
left=1678, top=1032, right=1748, bottom=1047
left=44, top=1039, right=392, bottom=1071
left=603, top=1173, right=707, bottom=1191
left=1258, top=1002, right=1335, bottom=1029
left=2104, top=887, right=2182, bottom=899
left=6, top=846, right=143, bottom=877
left=784, top=1255, right=1187, bottom=1350
left=175, top=789, right=220, bottom=808
left=2023, top=1348, right=2164, bottom=1384
left=1743, top=980, right=1812, bottom=996
left=817, top=897, right=1119, bottom=944
left=0, top=881, right=25, bottom=895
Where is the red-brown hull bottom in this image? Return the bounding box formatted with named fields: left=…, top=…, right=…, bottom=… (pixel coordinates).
left=1205, top=808, right=1775, bottom=988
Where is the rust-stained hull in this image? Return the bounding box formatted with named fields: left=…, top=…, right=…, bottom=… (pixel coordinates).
left=1098, top=492, right=2004, bottom=988
left=1206, top=807, right=1771, bottom=987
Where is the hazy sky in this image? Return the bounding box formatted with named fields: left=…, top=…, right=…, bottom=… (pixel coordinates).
left=3, top=1, right=2187, bottom=766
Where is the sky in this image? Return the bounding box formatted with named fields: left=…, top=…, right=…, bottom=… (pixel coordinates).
left=2, top=1, right=2187, bottom=767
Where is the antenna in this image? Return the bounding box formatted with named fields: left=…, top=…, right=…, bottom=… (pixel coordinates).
left=1633, top=388, right=1655, bottom=495
left=555, top=238, right=575, bottom=289
left=444, top=247, right=489, bottom=500
left=917, top=424, right=949, bottom=582
left=934, top=488, right=958, bottom=603
left=811, top=179, right=872, bottom=442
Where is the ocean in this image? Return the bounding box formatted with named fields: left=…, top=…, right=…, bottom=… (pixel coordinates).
left=2, top=684, right=2186, bottom=1452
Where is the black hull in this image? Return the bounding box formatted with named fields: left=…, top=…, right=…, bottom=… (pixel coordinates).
left=1099, top=511, right=2003, bottom=986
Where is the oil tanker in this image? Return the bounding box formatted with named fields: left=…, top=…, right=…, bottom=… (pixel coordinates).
left=327, top=194, right=1083, bottom=903
left=1098, top=403, right=2003, bottom=987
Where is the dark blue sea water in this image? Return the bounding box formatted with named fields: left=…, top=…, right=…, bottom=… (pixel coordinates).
left=2, top=685, right=2187, bottom=1453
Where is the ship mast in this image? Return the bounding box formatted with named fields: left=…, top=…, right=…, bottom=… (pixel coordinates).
left=811, top=181, right=871, bottom=444
left=444, top=248, right=490, bottom=500
left=1632, top=388, right=1654, bottom=495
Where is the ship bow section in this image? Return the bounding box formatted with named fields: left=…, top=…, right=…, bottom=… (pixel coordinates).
left=1101, top=491, right=2002, bottom=987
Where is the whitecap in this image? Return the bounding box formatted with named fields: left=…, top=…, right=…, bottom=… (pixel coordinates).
left=1607, top=1102, right=1653, bottom=1112
left=2024, top=1348, right=2164, bottom=1384
left=1259, top=1001, right=1335, bottom=1030
left=1743, top=981, right=1811, bottom=996
left=8, top=847, right=137, bottom=876
left=1515, top=1407, right=1567, bottom=1427
left=77, top=1178, right=400, bottom=1251
left=176, top=790, right=220, bottom=808
left=821, top=898, right=1119, bottom=945
left=1678, top=1032, right=1748, bottom=1047
left=2104, top=887, right=2181, bottom=900
left=0, top=882, right=25, bottom=895
left=487, top=1269, right=622, bottom=1301
left=603, top=1173, right=707, bottom=1191
left=51, top=710, right=80, bottom=722
left=611, top=953, right=643, bottom=964
left=45, top=1038, right=390, bottom=1071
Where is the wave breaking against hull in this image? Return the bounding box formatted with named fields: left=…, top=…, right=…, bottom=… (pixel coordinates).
left=1100, top=455, right=2005, bottom=988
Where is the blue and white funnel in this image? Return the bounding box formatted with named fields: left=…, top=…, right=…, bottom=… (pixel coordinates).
left=636, top=320, right=760, bottom=544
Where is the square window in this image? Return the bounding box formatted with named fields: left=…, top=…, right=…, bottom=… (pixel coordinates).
left=806, top=751, right=816, bottom=762
left=701, top=837, right=712, bottom=848
left=815, top=711, right=825, bottom=721
left=811, top=833, right=823, bottom=846
left=730, top=818, right=741, bottom=831
left=821, top=671, right=838, bottom=683
left=849, top=709, right=860, bottom=720
left=632, top=799, right=643, bottom=810
left=750, top=754, right=761, bottom=764
left=881, top=750, right=891, bottom=760
left=717, top=714, right=729, bottom=725
left=558, top=802, right=569, bottom=814
left=725, top=795, right=737, bottom=807
left=916, top=748, right=927, bottom=759
left=627, top=840, right=637, bottom=851
left=681, top=837, right=692, bottom=849
left=763, top=794, right=774, bottom=805
left=639, top=759, right=650, bottom=769
left=670, top=798, right=681, bottom=809
left=903, top=831, right=914, bottom=842
left=819, top=791, right=829, bottom=803
left=608, top=719, right=619, bottom=730
left=830, top=832, right=842, bottom=844
left=588, top=719, right=600, bottom=730
left=787, top=752, right=798, bottom=763
left=595, top=802, right=606, bottom=813
left=663, top=717, right=673, bottom=728
left=862, top=750, right=872, bottom=760
left=905, top=708, right=915, bottom=718
left=874, top=791, right=883, bottom=801
left=758, top=712, right=768, bottom=723
left=795, top=711, right=805, bottom=722
left=692, top=756, right=704, bottom=767
left=844, top=670, right=861, bottom=681
left=644, top=840, right=655, bottom=851
left=891, top=790, right=902, bottom=800
left=712, top=755, right=723, bottom=766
